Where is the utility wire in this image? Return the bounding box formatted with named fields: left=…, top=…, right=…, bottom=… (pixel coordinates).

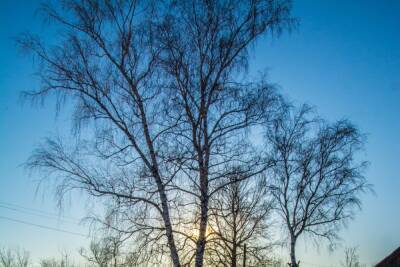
left=0, top=215, right=88, bottom=237
left=0, top=204, right=81, bottom=225
left=0, top=200, right=82, bottom=222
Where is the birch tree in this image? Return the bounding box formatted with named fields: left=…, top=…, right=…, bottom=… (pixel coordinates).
left=21, top=1, right=293, bottom=266
left=155, top=1, right=293, bottom=265
left=265, top=105, right=369, bottom=267
left=22, top=1, right=182, bottom=265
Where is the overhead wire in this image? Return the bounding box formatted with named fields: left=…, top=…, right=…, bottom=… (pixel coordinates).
left=0, top=215, right=88, bottom=237
left=0, top=203, right=81, bottom=224
left=0, top=200, right=89, bottom=237
left=0, top=200, right=81, bottom=222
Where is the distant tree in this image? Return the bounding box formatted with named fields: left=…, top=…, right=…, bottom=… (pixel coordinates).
left=341, top=247, right=365, bottom=267
left=80, top=233, right=142, bottom=267
left=205, top=170, right=275, bottom=267
left=266, top=258, right=285, bottom=267
left=0, top=248, right=14, bottom=267
left=264, top=105, right=369, bottom=267
left=39, top=259, right=62, bottom=267
left=14, top=250, right=29, bottom=267
left=0, top=247, right=30, bottom=267
left=80, top=237, right=118, bottom=267
left=39, top=252, right=75, bottom=267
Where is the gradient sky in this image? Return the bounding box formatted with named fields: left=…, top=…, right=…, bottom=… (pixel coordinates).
left=1, top=0, right=399, bottom=266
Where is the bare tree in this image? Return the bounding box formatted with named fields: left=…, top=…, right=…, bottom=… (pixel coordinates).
left=0, top=248, right=14, bottom=267
left=264, top=105, right=369, bottom=267
left=21, top=1, right=293, bottom=266
left=21, top=1, right=183, bottom=265
left=39, top=252, right=75, bottom=267
left=341, top=247, right=365, bottom=267
left=205, top=170, right=276, bottom=267
left=80, top=240, right=111, bottom=267
left=267, top=258, right=285, bottom=267
left=155, top=1, right=293, bottom=266
left=80, top=236, right=120, bottom=267
left=0, top=247, right=30, bottom=267
left=80, top=233, right=142, bottom=267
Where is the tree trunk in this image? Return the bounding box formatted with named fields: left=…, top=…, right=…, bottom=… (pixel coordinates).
left=290, top=236, right=297, bottom=267
left=231, top=244, right=237, bottom=267
left=138, top=99, right=181, bottom=267
left=158, top=183, right=181, bottom=267
left=194, top=192, right=209, bottom=267
left=194, top=163, right=210, bottom=267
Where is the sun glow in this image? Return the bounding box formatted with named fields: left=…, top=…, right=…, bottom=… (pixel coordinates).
left=188, top=226, right=214, bottom=241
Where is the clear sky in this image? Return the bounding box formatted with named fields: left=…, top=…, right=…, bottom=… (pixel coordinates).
left=0, top=0, right=399, bottom=266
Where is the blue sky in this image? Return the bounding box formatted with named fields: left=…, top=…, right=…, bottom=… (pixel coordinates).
left=0, top=0, right=399, bottom=266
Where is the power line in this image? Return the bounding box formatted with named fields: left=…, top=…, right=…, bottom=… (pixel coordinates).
left=0, top=200, right=82, bottom=222
left=0, top=215, right=88, bottom=238
left=0, top=204, right=81, bottom=225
